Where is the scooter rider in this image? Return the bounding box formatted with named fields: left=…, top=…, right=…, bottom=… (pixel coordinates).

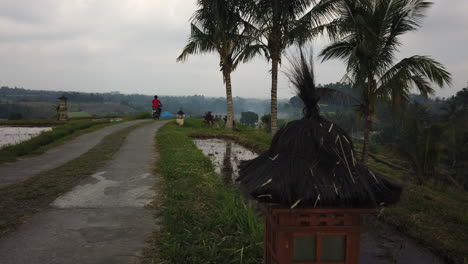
left=152, top=95, right=162, bottom=118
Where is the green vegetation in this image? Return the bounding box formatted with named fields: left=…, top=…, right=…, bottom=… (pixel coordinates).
left=145, top=120, right=264, bottom=263
left=123, top=111, right=152, bottom=120
left=68, top=111, right=92, bottom=118
left=260, top=114, right=271, bottom=133
left=320, top=0, right=451, bottom=164
left=154, top=119, right=466, bottom=264
left=368, top=154, right=468, bottom=264
left=0, top=120, right=111, bottom=163
left=1, top=86, right=279, bottom=118
left=0, top=112, right=151, bottom=164
left=0, top=122, right=148, bottom=237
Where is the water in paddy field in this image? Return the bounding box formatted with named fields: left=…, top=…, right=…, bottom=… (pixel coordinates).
left=0, top=127, right=52, bottom=148
left=192, top=138, right=258, bottom=185
left=193, top=138, right=446, bottom=264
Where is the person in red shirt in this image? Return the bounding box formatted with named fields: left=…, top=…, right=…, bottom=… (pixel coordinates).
left=152, top=95, right=161, bottom=109
left=152, top=95, right=162, bottom=119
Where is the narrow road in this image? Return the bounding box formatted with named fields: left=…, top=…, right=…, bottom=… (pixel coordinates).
left=0, top=120, right=168, bottom=264
left=0, top=119, right=148, bottom=189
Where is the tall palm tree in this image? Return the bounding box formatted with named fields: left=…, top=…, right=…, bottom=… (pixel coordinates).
left=177, top=0, right=260, bottom=129
left=247, top=0, right=339, bottom=134
left=320, top=0, right=452, bottom=163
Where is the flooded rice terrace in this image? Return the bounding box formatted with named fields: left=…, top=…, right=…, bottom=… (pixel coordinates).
left=193, top=138, right=257, bottom=184
left=0, top=127, right=52, bottom=148
left=193, top=138, right=446, bottom=264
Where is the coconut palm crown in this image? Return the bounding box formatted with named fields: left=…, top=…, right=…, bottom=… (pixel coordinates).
left=177, top=0, right=261, bottom=129
left=319, top=0, right=452, bottom=163
left=246, top=0, right=340, bottom=135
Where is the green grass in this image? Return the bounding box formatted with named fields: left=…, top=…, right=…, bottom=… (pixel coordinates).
left=0, top=121, right=149, bottom=238
left=68, top=111, right=92, bottom=118
left=368, top=159, right=468, bottom=264
left=143, top=120, right=264, bottom=264
left=0, top=119, right=66, bottom=127
left=0, top=120, right=112, bottom=163
left=355, top=140, right=467, bottom=264
left=152, top=118, right=467, bottom=264
left=123, top=112, right=152, bottom=120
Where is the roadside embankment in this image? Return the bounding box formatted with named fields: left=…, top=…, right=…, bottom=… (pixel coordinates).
left=145, top=120, right=263, bottom=264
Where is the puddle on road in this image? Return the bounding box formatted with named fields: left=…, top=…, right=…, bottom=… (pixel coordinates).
left=193, top=138, right=258, bottom=185
left=193, top=137, right=446, bottom=264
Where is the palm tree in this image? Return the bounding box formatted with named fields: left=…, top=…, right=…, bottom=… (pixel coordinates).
left=398, top=104, right=448, bottom=184
left=177, top=0, right=260, bottom=129
left=247, top=0, right=339, bottom=134
left=320, top=0, right=452, bottom=163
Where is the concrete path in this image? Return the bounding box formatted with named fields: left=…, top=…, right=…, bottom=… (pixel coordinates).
left=0, top=119, right=148, bottom=189
left=0, top=120, right=168, bottom=264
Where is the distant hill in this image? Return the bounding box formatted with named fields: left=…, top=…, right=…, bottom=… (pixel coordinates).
left=0, top=86, right=280, bottom=120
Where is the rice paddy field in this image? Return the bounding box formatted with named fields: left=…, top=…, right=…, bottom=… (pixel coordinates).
left=0, top=127, right=53, bottom=148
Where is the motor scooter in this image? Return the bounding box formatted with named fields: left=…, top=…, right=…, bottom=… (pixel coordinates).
left=152, top=107, right=161, bottom=119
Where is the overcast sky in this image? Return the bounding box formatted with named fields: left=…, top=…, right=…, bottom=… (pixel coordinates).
left=0, top=0, right=466, bottom=99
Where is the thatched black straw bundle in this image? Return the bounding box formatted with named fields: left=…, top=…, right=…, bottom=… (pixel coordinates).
left=238, top=49, right=402, bottom=208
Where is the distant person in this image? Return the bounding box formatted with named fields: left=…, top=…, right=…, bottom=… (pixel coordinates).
left=177, top=109, right=184, bottom=118
left=176, top=109, right=185, bottom=126
left=152, top=95, right=162, bottom=119
left=152, top=96, right=162, bottom=109
left=204, top=111, right=214, bottom=126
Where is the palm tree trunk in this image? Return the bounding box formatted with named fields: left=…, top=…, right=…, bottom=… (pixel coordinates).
left=361, top=78, right=374, bottom=164
left=271, top=57, right=279, bottom=135
left=361, top=108, right=373, bottom=164
left=224, top=70, right=234, bottom=130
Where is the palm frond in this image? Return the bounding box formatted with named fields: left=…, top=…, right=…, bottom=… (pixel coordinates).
left=317, top=87, right=360, bottom=105
left=319, top=40, right=355, bottom=62
left=177, top=23, right=217, bottom=62
left=287, top=0, right=342, bottom=45
left=379, top=55, right=452, bottom=91
left=233, top=44, right=268, bottom=70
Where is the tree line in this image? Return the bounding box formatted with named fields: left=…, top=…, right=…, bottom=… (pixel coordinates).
left=0, top=86, right=290, bottom=119
left=177, top=0, right=451, bottom=165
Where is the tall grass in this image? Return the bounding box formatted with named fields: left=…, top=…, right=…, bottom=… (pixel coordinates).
left=145, top=121, right=264, bottom=264
left=369, top=160, right=468, bottom=264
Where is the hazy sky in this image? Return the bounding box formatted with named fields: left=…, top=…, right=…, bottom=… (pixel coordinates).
left=0, top=0, right=466, bottom=99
